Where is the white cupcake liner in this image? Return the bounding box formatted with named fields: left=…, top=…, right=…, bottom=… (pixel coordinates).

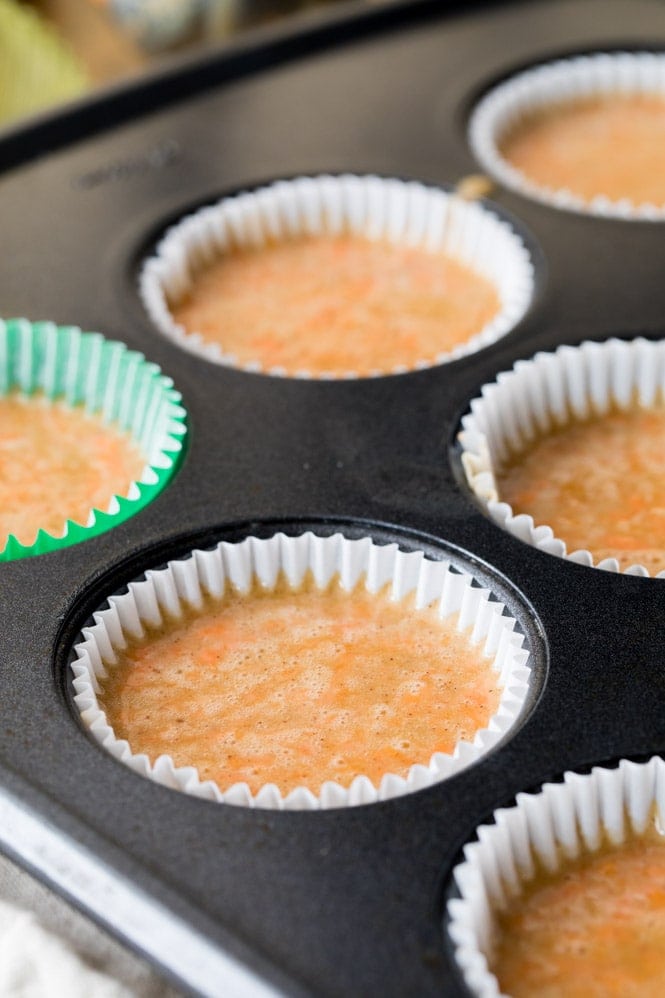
left=139, top=174, right=534, bottom=378
left=469, top=52, right=665, bottom=220
left=71, top=531, right=532, bottom=810
left=459, top=336, right=665, bottom=578
left=448, top=755, right=665, bottom=997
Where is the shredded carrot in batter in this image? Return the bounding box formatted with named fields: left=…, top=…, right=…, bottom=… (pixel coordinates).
left=172, top=234, right=500, bottom=375
left=0, top=391, right=145, bottom=546
left=501, top=94, right=665, bottom=204
left=494, top=822, right=665, bottom=997
left=99, top=575, right=500, bottom=794
left=498, top=403, right=665, bottom=572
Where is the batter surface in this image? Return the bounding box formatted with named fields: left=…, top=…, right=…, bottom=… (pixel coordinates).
left=99, top=575, right=500, bottom=794
left=0, top=391, right=145, bottom=547
left=172, top=233, right=500, bottom=376
left=494, top=822, right=665, bottom=998
left=501, top=94, right=665, bottom=205
left=497, top=404, right=665, bottom=573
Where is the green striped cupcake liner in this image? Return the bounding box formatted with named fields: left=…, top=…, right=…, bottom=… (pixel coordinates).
left=0, top=318, right=187, bottom=561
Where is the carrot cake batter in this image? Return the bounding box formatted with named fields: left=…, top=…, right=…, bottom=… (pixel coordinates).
left=493, top=822, right=665, bottom=997
left=500, top=94, right=665, bottom=205
left=497, top=404, right=665, bottom=573
left=98, top=575, right=500, bottom=795
left=0, top=391, right=145, bottom=547
left=171, top=233, right=500, bottom=376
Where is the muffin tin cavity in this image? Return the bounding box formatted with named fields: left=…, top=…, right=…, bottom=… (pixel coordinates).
left=139, top=174, right=535, bottom=379
left=458, top=336, right=665, bottom=578
left=469, top=52, right=665, bottom=219
left=69, top=529, right=539, bottom=810
left=448, top=756, right=665, bottom=997
left=0, top=318, right=186, bottom=561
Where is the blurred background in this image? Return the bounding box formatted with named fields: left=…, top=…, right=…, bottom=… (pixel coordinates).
left=0, top=0, right=357, bottom=127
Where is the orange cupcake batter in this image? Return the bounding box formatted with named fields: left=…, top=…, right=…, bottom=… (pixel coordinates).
left=0, top=391, right=145, bottom=547
left=98, top=575, right=500, bottom=795
left=171, top=234, right=500, bottom=376
left=497, top=404, right=665, bottom=573
left=501, top=94, right=665, bottom=206
left=494, top=823, right=665, bottom=998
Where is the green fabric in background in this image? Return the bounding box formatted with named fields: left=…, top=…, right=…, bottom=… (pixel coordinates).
left=0, top=0, right=87, bottom=125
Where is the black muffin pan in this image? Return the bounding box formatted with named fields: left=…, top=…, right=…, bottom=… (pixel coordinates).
left=2, top=0, right=665, bottom=994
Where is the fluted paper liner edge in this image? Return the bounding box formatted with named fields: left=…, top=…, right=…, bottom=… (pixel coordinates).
left=139, top=174, right=534, bottom=378
left=448, top=755, right=665, bottom=996
left=469, top=52, right=665, bottom=220
left=459, top=336, right=665, bottom=578
left=0, top=318, right=186, bottom=561
left=71, top=531, right=532, bottom=810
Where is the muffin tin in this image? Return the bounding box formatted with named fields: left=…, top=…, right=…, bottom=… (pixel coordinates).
left=1, top=0, right=665, bottom=994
